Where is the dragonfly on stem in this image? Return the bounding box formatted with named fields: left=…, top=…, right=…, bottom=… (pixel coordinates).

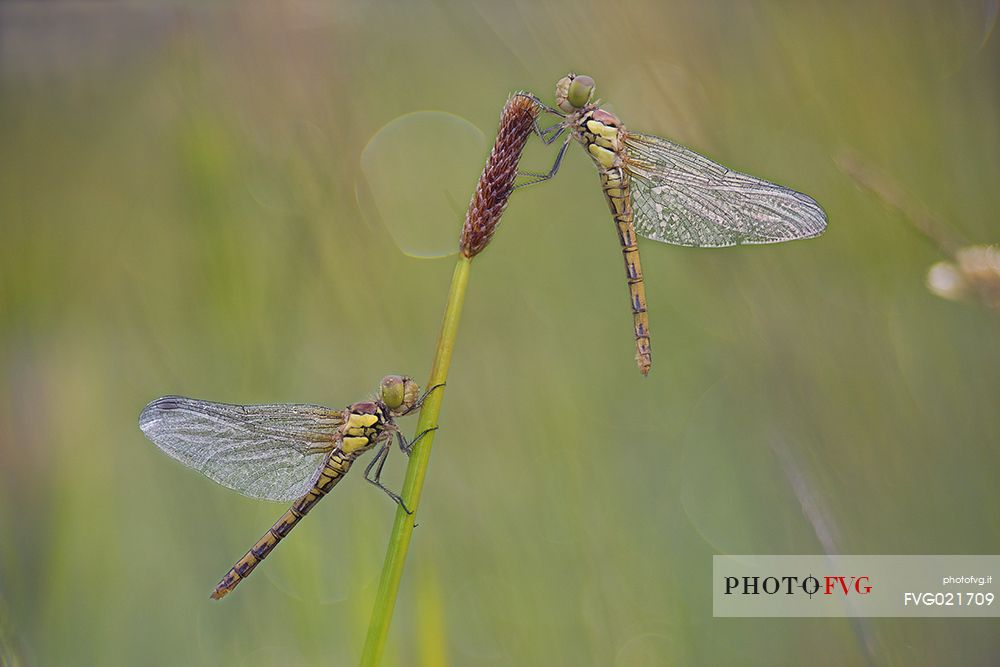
left=519, top=74, right=828, bottom=375
left=138, top=375, right=440, bottom=599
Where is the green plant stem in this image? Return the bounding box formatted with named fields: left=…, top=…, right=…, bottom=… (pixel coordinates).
left=360, top=254, right=472, bottom=666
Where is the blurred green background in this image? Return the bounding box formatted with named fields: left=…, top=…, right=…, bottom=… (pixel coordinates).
left=2, top=1, right=999, bottom=665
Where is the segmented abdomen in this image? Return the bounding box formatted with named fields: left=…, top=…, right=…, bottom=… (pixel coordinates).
left=210, top=450, right=354, bottom=599
left=600, top=166, right=652, bottom=375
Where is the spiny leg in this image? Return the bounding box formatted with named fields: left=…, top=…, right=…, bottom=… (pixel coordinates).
left=516, top=136, right=570, bottom=189
left=370, top=443, right=392, bottom=488
left=364, top=442, right=411, bottom=513
left=397, top=426, right=439, bottom=456
left=514, top=109, right=570, bottom=188
left=365, top=382, right=445, bottom=512
left=533, top=118, right=566, bottom=145
left=514, top=92, right=565, bottom=123
left=416, top=382, right=446, bottom=407
left=397, top=382, right=446, bottom=417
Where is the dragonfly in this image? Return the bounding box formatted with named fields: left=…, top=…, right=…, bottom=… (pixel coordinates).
left=138, top=375, right=438, bottom=599
left=520, top=74, right=828, bottom=375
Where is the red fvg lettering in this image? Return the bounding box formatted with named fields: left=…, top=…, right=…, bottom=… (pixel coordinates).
left=824, top=576, right=872, bottom=595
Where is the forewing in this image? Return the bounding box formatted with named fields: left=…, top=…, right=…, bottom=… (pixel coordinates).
left=139, top=396, right=343, bottom=501
left=624, top=132, right=827, bottom=247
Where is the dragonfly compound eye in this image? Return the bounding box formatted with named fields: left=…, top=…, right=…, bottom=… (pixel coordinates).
left=379, top=375, right=406, bottom=410
left=567, top=75, right=595, bottom=109
left=556, top=74, right=596, bottom=112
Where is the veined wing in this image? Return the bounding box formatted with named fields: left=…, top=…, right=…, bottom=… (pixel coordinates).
left=139, top=397, right=343, bottom=502
left=624, top=132, right=827, bottom=248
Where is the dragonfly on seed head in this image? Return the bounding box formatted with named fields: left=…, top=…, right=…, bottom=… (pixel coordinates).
left=517, top=74, right=828, bottom=375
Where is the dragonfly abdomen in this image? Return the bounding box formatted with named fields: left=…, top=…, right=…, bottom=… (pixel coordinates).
left=574, top=108, right=652, bottom=375
left=210, top=451, right=356, bottom=600
left=600, top=167, right=652, bottom=376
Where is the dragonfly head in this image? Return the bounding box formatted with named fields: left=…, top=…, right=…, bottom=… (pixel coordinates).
left=555, top=74, right=595, bottom=113
left=378, top=375, right=420, bottom=416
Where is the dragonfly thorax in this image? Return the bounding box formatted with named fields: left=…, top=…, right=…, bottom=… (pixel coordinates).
left=341, top=402, right=387, bottom=454
left=572, top=107, right=626, bottom=171
left=589, top=108, right=621, bottom=128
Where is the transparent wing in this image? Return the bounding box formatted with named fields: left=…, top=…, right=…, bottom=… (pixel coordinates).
left=623, top=132, right=827, bottom=247
left=139, top=396, right=343, bottom=502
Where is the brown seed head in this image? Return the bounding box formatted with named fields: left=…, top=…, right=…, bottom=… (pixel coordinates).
left=460, top=93, right=540, bottom=258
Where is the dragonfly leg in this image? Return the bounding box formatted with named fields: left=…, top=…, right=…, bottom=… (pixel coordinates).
left=398, top=382, right=446, bottom=417
left=416, top=382, right=446, bottom=407
left=514, top=92, right=565, bottom=121
left=533, top=118, right=566, bottom=145
left=364, top=442, right=412, bottom=514
left=398, top=426, right=439, bottom=455
left=515, top=136, right=570, bottom=189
